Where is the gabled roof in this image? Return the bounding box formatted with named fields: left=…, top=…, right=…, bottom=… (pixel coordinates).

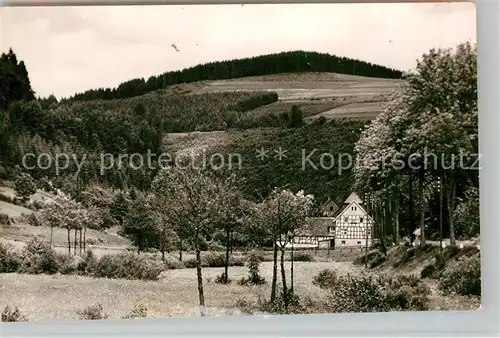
left=301, top=217, right=336, bottom=237
left=333, top=200, right=375, bottom=224
left=321, top=197, right=339, bottom=212
left=343, top=192, right=363, bottom=205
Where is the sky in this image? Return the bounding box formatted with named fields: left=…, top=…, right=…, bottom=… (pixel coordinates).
left=1, top=3, right=476, bottom=99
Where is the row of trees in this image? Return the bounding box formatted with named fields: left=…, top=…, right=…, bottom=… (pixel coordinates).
left=354, top=42, right=479, bottom=248
left=29, top=166, right=314, bottom=314
left=68, top=50, right=402, bottom=102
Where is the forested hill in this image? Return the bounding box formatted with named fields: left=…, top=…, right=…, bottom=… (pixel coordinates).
left=69, top=50, right=403, bottom=102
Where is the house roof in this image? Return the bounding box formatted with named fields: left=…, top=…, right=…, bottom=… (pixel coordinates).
left=321, top=197, right=339, bottom=213
left=343, top=192, right=363, bottom=205
left=333, top=200, right=375, bottom=224
left=301, top=217, right=336, bottom=237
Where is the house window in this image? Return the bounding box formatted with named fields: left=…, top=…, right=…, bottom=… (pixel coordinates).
left=357, top=241, right=362, bottom=245
left=355, top=206, right=357, bottom=211
left=330, top=206, right=334, bottom=211
left=360, top=217, right=364, bottom=223
left=344, top=216, right=348, bottom=222
left=341, top=241, right=346, bottom=245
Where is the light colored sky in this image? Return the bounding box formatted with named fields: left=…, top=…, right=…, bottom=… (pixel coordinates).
left=1, top=3, right=476, bottom=99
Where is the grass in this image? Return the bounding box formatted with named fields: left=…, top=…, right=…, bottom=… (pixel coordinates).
left=0, top=261, right=351, bottom=321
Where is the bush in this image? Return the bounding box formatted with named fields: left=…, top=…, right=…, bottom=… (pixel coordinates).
left=438, top=255, right=481, bottom=296
left=92, top=252, right=164, bottom=280
left=163, top=256, right=185, bottom=269
left=230, top=256, right=245, bottom=267
left=19, top=237, right=62, bottom=275
left=312, top=269, right=338, bottom=289
left=204, top=252, right=226, bottom=267
left=258, top=289, right=306, bottom=314
left=369, top=253, right=386, bottom=268
left=420, top=264, right=437, bottom=279
left=1, top=306, right=27, bottom=322
left=238, top=251, right=265, bottom=286
left=14, top=172, right=36, bottom=202
left=215, top=272, right=231, bottom=284
left=314, top=271, right=430, bottom=312
left=184, top=257, right=199, bottom=268
left=122, top=304, right=147, bottom=319
left=0, top=213, right=11, bottom=225
left=21, top=212, right=42, bottom=227
left=354, top=250, right=380, bottom=265
left=292, top=252, right=313, bottom=262
left=77, top=304, right=108, bottom=320
left=0, top=242, right=22, bottom=273
left=77, top=249, right=98, bottom=275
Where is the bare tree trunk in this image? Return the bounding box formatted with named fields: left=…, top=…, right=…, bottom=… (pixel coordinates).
left=446, top=175, right=457, bottom=246
left=195, top=246, right=205, bottom=316
left=419, top=169, right=426, bottom=245
left=395, top=200, right=400, bottom=244
left=290, top=239, right=294, bottom=294
left=50, top=224, right=53, bottom=248
left=67, top=228, right=71, bottom=254
left=271, top=238, right=278, bottom=302
left=178, top=238, right=183, bottom=261
left=224, top=225, right=230, bottom=283
left=79, top=229, right=83, bottom=255
left=161, top=225, right=166, bottom=262
left=74, top=229, right=78, bottom=254
left=409, top=173, right=415, bottom=243
left=280, top=248, right=288, bottom=312
left=83, top=227, right=86, bottom=252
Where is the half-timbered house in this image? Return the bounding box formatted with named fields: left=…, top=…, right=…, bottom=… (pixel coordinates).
left=333, top=192, right=374, bottom=247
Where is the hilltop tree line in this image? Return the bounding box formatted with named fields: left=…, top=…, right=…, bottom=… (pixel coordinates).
left=68, top=51, right=403, bottom=102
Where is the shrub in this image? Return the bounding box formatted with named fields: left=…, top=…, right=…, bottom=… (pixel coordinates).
left=14, top=172, right=36, bottom=202
left=230, top=256, right=245, bottom=267
left=204, top=252, right=226, bottom=267
left=77, top=250, right=98, bottom=275
left=163, top=256, right=185, bottom=269
left=292, top=252, right=313, bottom=262
left=0, top=164, right=7, bottom=180
left=438, top=255, right=481, bottom=296
left=239, top=251, right=265, bottom=286
left=258, top=289, right=305, bottom=314
left=312, top=269, right=338, bottom=289
left=77, top=304, right=108, bottom=320
left=1, top=306, right=27, bottom=322
left=122, top=304, right=147, bottom=319
left=314, top=271, right=430, bottom=313
left=86, top=238, right=98, bottom=245
left=21, top=212, right=42, bottom=227
left=0, top=213, right=11, bottom=225
left=215, top=272, right=231, bottom=284
left=19, top=237, right=62, bottom=275
left=0, top=193, right=13, bottom=204
left=0, top=242, right=22, bottom=273
left=393, top=247, right=416, bottom=268
left=92, top=252, right=164, bottom=280
left=421, top=264, right=437, bottom=279
left=354, top=250, right=380, bottom=265
left=184, top=257, right=198, bottom=268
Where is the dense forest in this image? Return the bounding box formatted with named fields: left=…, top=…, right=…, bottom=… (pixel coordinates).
left=68, top=50, right=403, bottom=102
left=0, top=48, right=363, bottom=204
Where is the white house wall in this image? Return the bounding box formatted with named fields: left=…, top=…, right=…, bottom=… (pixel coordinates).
left=334, top=200, right=373, bottom=247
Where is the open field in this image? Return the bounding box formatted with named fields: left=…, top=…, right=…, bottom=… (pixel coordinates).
left=171, top=72, right=402, bottom=120
left=312, top=101, right=385, bottom=120
left=0, top=261, right=350, bottom=321
left=0, top=256, right=480, bottom=322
